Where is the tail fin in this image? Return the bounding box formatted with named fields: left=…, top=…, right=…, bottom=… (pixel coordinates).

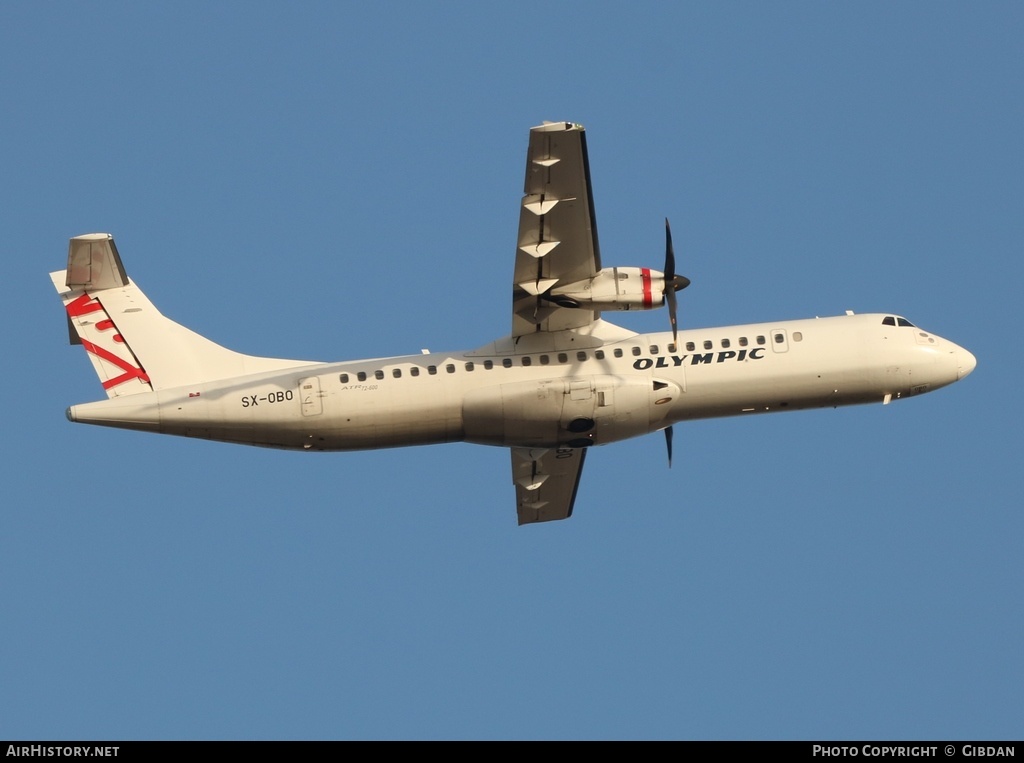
left=52, top=233, right=312, bottom=398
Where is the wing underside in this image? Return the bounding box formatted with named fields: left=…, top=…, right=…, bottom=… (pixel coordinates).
left=505, top=122, right=602, bottom=524
left=511, top=446, right=587, bottom=525
left=512, top=122, right=602, bottom=337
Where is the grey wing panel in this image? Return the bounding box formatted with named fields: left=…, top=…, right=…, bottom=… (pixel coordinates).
left=511, top=446, right=587, bottom=525
left=512, top=122, right=602, bottom=337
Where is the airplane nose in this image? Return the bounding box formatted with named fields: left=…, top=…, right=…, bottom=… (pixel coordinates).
left=957, top=347, right=977, bottom=380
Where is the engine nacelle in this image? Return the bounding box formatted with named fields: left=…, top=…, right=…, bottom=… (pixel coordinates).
left=547, top=267, right=667, bottom=311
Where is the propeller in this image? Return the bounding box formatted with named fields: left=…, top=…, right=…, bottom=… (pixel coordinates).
left=663, top=218, right=691, bottom=344
left=661, top=219, right=688, bottom=470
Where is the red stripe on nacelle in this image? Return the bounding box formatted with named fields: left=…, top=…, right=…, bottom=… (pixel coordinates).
left=641, top=268, right=653, bottom=308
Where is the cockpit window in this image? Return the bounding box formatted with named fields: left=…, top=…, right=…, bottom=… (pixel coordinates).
left=883, top=315, right=917, bottom=328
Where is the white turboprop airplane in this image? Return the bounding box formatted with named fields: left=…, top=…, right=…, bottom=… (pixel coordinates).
left=52, top=121, right=976, bottom=525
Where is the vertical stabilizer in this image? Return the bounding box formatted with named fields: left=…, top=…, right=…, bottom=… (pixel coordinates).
left=53, top=233, right=314, bottom=398
left=53, top=270, right=154, bottom=398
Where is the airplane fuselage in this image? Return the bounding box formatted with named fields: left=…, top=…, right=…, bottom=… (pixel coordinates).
left=66, top=312, right=976, bottom=452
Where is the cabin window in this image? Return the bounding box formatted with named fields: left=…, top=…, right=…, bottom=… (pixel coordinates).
left=446, top=364, right=455, bottom=374
left=465, top=362, right=474, bottom=371
left=521, top=357, right=532, bottom=366
left=632, top=346, right=641, bottom=356
left=595, top=350, right=605, bottom=360
left=577, top=351, right=588, bottom=361
left=483, top=360, right=493, bottom=370
left=793, top=332, right=803, bottom=342
left=427, top=365, right=437, bottom=375
left=339, top=373, right=349, bottom=384
left=410, top=367, right=420, bottom=377
left=558, top=353, right=568, bottom=363
left=614, top=348, right=623, bottom=358
left=739, top=337, right=748, bottom=347
left=357, top=371, right=367, bottom=382
left=721, top=339, right=730, bottom=348
left=686, top=342, right=695, bottom=352
left=756, top=335, right=766, bottom=345
left=502, top=358, right=512, bottom=368
left=703, top=340, right=713, bottom=350
left=774, top=333, right=784, bottom=344
left=667, top=344, right=676, bottom=353
left=392, top=369, right=401, bottom=378
left=375, top=370, right=385, bottom=380
left=540, top=355, right=550, bottom=365
left=650, top=345, right=659, bottom=354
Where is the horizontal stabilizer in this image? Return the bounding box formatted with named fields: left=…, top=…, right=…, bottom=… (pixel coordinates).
left=66, top=233, right=129, bottom=291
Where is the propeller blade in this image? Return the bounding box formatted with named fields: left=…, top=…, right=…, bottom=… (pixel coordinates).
left=665, top=218, right=679, bottom=343
left=665, top=425, right=673, bottom=468
left=664, top=217, right=676, bottom=281
left=667, top=287, right=678, bottom=344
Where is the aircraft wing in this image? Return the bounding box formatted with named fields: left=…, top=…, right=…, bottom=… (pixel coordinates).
left=512, top=121, right=602, bottom=337
left=511, top=446, right=587, bottom=525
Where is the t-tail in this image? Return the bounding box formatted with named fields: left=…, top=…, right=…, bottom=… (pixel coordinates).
left=52, top=233, right=311, bottom=399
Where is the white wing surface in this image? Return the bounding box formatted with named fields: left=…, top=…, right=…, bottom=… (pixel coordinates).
left=512, top=122, right=602, bottom=337
left=511, top=446, right=587, bottom=525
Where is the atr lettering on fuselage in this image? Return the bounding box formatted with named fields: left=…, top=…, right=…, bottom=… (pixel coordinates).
left=632, top=347, right=765, bottom=370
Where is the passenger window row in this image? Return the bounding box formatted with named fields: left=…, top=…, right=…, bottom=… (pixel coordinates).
left=337, top=332, right=806, bottom=383
left=339, top=350, right=605, bottom=383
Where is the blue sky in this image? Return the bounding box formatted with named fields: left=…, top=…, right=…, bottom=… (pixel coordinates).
left=2, top=2, right=1021, bottom=741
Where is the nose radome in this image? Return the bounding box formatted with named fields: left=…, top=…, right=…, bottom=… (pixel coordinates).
left=957, top=348, right=977, bottom=380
